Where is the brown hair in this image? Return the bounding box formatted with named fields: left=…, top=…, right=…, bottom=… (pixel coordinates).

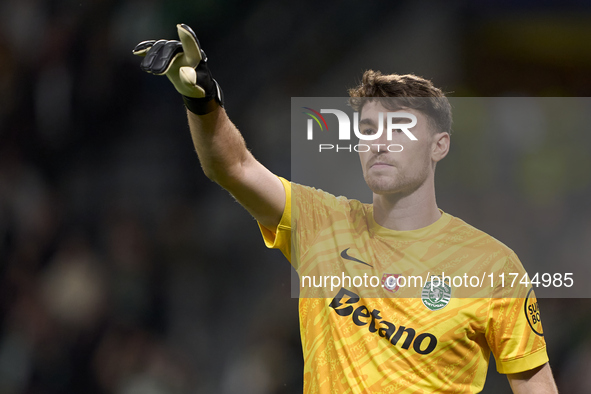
left=348, top=70, right=452, bottom=135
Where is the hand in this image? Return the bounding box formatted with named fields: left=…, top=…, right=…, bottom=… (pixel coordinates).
left=133, top=24, right=223, bottom=114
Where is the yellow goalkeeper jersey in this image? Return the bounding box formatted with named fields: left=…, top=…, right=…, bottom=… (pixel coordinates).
left=259, top=178, right=548, bottom=394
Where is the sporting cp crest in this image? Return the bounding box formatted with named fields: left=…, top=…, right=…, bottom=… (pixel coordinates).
left=382, top=273, right=400, bottom=293
left=421, top=276, right=452, bottom=311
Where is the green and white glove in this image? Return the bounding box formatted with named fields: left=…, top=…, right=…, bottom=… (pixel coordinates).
left=133, top=24, right=224, bottom=115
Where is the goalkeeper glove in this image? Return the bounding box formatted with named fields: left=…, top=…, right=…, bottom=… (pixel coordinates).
left=133, top=24, right=224, bottom=115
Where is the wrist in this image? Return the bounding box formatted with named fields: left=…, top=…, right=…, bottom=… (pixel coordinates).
left=182, top=79, right=224, bottom=115
left=183, top=95, right=219, bottom=115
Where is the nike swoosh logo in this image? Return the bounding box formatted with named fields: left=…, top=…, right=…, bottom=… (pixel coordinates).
left=340, top=248, right=373, bottom=268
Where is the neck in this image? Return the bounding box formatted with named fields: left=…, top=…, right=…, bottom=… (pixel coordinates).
left=372, top=177, right=441, bottom=231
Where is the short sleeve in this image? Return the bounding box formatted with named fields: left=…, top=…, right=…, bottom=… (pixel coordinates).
left=486, top=253, right=549, bottom=374
left=258, top=177, right=292, bottom=262
left=257, top=178, right=344, bottom=269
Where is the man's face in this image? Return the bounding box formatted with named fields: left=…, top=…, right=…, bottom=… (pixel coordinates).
left=358, top=101, right=437, bottom=196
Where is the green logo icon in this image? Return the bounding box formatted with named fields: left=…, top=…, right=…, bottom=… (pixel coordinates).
left=422, top=276, right=452, bottom=311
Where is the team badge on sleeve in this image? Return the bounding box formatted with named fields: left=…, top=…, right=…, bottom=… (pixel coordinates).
left=524, top=288, right=543, bottom=336
left=422, top=276, right=451, bottom=311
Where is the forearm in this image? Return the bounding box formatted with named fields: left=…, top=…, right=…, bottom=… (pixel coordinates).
left=185, top=104, right=285, bottom=228
left=187, top=105, right=254, bottom=186
left=508, top=363, right=558, bottom=394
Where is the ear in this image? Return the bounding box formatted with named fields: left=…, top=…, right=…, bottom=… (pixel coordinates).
left=432, top=132, right=450, bottom=163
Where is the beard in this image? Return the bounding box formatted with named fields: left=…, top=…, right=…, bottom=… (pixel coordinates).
left=364, top=161, right=431, bottom=197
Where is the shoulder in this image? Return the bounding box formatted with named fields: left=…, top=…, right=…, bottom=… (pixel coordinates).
left=289, top=182, right=372, bottom=231
left=291, top=182, right=369, bottom=212
left=443, top=212, right=515, bottom=257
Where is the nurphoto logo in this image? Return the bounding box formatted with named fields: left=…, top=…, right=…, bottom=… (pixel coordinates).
left=302, top=107, right=418, bottom=153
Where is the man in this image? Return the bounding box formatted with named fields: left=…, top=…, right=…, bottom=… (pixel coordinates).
left=134, top=24, right=558, bottom=393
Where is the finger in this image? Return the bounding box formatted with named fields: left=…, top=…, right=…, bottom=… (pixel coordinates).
left=177, top=24, right=203, bottom=66
left=151, top=41, right=183, bottom=75
left=140, top=40, right=166, bottom=73
left=140, top=40, right=182, bottom=74
left=179, top=67, right=206, bottom=97
left=132, top=40, right=156, bottom=56
left=156, top=52, right=183, bottom=75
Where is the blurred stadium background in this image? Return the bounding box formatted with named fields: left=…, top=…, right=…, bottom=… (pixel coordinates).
left=1, top=0, right=591, bottom=393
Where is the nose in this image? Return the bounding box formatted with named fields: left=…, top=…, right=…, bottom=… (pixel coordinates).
left=368, top=128, right=390, bottom=154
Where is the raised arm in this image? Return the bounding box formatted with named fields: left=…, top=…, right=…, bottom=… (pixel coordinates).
left=133, top=24, right=285, bottom=230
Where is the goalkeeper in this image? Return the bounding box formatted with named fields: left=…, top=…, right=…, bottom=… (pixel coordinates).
left=134, top=25, right=558, bottom=393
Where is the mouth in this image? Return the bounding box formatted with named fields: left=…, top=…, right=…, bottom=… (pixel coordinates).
left=370, top=161, right=393, bottom=169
